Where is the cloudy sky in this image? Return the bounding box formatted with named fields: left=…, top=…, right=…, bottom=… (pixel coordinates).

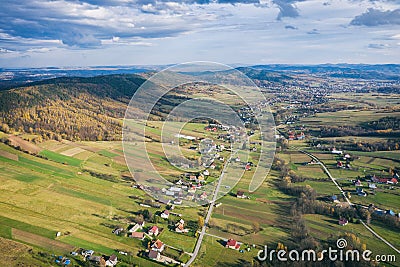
left=0, top=0, right=399, bottom=67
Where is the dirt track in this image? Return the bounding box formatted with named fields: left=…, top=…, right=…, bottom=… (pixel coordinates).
left=12, top=228, right=74, bottom=253
left=8, top=136, right=42, bottom=154
left=0, top=150, right=18, bottom=161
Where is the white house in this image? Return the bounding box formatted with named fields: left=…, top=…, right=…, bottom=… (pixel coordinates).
left=161, top=210, right=169, bottom=219
left=332, top=149, right=343, bottom=155
left=129, top=221, right=145, bottom=233
left=106, top=255, right=118, bottom=267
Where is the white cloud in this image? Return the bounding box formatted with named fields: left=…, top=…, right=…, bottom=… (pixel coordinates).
left=0, top=0, right=399, bottom=66
left=0, top=48, right=14, bottom=53
left=351, top=8, right=400, bottom=26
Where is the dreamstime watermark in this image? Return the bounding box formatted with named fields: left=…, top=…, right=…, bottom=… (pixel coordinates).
left=122, top=62, right=276, bottom=207
left=257, top=238, right=397, bottom=263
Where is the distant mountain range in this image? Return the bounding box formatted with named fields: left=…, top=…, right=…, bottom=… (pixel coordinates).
left=0, top=66, right=155, bottom=90
left=248, top=64, right=400, bottom=80
left=1, top=64, right=400, bottom=90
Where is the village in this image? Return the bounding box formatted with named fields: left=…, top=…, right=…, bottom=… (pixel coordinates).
left=58, top=105, right=399, bottom=267
left=137, top=122, right=256, bottom=208
left=0, top=65, right=399, bottom=267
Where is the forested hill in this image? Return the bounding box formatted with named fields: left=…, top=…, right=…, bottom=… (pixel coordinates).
left=0, top=74, right=146, bottom=142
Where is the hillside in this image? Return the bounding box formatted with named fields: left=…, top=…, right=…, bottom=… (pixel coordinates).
left=0, top=75, right=146, bottom=141
left=0, top=72, right=256, bottom=142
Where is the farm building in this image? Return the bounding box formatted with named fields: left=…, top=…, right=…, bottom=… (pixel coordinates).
left=226, top=239, right=240, bottom=250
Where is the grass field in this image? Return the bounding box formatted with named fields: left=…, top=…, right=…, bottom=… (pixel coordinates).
left=0, top=237, right=55, bottom=266
left=39, top=149, right=83, bottom=167
left=159, top=229, right=197, bottom=252
left=0, top=129, right=233, bottom=266
left=294, top=180, right=339, bottom=196
left=304, top=214, right=400, bottom=257
left=193, top=235, right=260, bottom=267
left=0, top=142, right=151, bottom=264
left=352, top=151, right=400, bottom=161
left=327, top=93, right=400, bottom=108
left=208, top=171, right=294, bottom=248
left=301, top=110, right=400, bottom=127
left=12, top=228, right=74, bottom=253
left=98, top=149, right=120, bottom=158
left=0, top=110, right=399, bottom=267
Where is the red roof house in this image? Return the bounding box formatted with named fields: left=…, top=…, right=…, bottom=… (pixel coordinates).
left=152, top=239, right=165, bottom=252
left=148, top=226, right=159, bottom=236
left=226, top=239, right=240, bottom=250
left=130, top=232, right=144, bottom=239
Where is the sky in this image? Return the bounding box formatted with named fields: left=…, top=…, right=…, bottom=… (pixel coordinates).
left=0, top=0, right=400, bottom=67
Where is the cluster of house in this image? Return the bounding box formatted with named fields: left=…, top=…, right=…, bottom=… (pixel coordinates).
left=237, top=106, right=258, bottom=126
left=138, top=180, right=209, bottom=206
left=148, top=239, right=165, bottom=261
left=154, top=187, right=250, bottom=203
left=351, top=174, right=399, bottom=197
left=160, top=179, right=209, bottom=205
left=370, top=175, right=398, bottom=185
left=348, top=174, right=399, bottom=217
left=145, top=220, right=188, bottom=263
left=352, top=179, right=367, bottom=197
left=217, top=129, right=247, bottom=144
left=205, top=123, right=231, bottom=132
left=374, top=209, right=399, bottom=217
left=125, top=214, right=190, bottom=259
left=147, top=238, right=181, bottom=265
left=128, top=221, right=146, bottom=240
left=287, top=131, right=305, bottom=141
left=336, top=161, right=350, bottom=169
left=75, top=249, right=117, bottom=267
left=353, top=175, right=398, bottom=197
left=355, top=186, right=367, bottom=197
left=336, top=153, right=353, bottom=169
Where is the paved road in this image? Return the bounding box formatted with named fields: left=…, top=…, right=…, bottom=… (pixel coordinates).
left=300, top=150, right=353, bottom=205
left=184, top=152, right=237, bottom=266
left=299, top=149, right=400, bottom=254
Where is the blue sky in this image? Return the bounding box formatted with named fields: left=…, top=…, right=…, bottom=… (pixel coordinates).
left=0, top=0, right=399, bottom=67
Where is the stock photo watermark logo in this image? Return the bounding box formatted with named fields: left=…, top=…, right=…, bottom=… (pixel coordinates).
left=122, top=62, right=276, bottom=207
left=257, top=238, right=397, bottom=263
